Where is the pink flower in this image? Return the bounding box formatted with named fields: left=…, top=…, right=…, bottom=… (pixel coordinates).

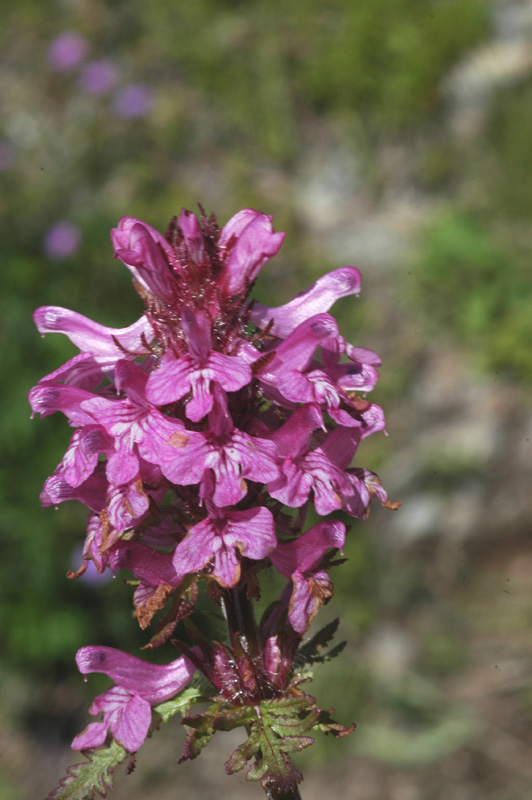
left=72, top=647, right=196, bottom=752
left=218, top=208, right=285, bottom=295
left=270, top=520, right=346, bottom=634
left=111, top=217, right=175, bottom=302
left=80, top=360, right=182, bottom=485
left=264, top=407, right=384, bottom=518
left=141, top=387, right=280, bottom=507
left=249, top=266, right=361, bottom=338
left=33, top=307, right=152, bottom=371
left=31, top=206, right=389, bottom=584
left=146, top=308, right=251, bottom=421
left=31, top=205, right=393, bottom=773
left=172, top=503, right=276, bottom=587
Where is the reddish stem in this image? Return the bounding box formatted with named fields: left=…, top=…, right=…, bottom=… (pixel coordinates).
left=265, top=785, right=302, bottom=800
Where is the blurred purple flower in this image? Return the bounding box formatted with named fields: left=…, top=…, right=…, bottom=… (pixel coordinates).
left=80, top=60, right=118, bottom=95
left=71, top=544, right=113, bottom=586
left=112, top=84, right=154, bottom=118
left=0, top=140, right=15, bottom=171
left=48, top=32, right=88, bottom=72
left=43, top=222, right=81, bottom=260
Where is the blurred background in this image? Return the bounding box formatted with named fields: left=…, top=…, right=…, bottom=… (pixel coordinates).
left=1, top=0, right=532, bottom=798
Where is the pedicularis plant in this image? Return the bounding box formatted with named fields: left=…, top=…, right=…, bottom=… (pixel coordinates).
left=30, top=208, right=397, bottom=800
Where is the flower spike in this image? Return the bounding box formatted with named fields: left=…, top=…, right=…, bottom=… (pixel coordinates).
left=33, top=206, right=396, bottom=799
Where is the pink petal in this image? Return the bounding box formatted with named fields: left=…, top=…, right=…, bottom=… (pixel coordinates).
left=302, top=450, right=351, bottom=515
left=186, top=371, right=215, bottom=421
left=172, top=516, right=215, bottom=577
left=207, top=351, right=252, bottom=392
left=72, top=720, right=108, bottom=750
left=181, top=307, right=211, bottom=363
left=83, top=512, right=109, bottom=572
left=29, top=383, right=96, bottom=425
left=287, top=570, right=313, bottom=635
left=219, top=208, right=262, bottom=246
left=143, top=424, right=208, bottom=486
left=108, top=689, right=152, bottom=752
left=341, top=468, right=387, bottom=518
left=359, top=403, right=386, bottom=438
left=106, top=441, right=140, bottom=486
left=250, top=267, right=361, bottom=338
left=106, top=482, right=149, bottom=533
left=111, top=219, right=175, bottom=303
left=246, top=409, right=300, bottom=450
left=260, top=314, right=339, bottom=382
left=212, top=542, right=241, bottom=588
left=41, top=471, right=107, bottom=512
left=110, top=541, right=180, bottom=586
left=114, top=359, right=149, bottom=403
left=37, top=352, right=106, bottom=390
left=60, top=425, right=112, bottom=487
left=230, top=430, right=280, bottom=483
left=76, top=647, right=197, bottom=704
left=268, top=459, right=314, bottom=509
left=221, top=211, right=285, bottom=294
left=270, top=520, right=346, bottom=577
left=207, top=452, right=247, bottom=507
left=345, top=344, right=382, bottom=367
left=327, top=360, right=380, bottom=394
left=112, top=216, right=174, bottom=262
left=287, top=569, right=334, bottom=635
left=178, top=208, right=205, bottom=265
left=33, top=306, right=152, bottom=365
left=146, top=355, right=193, bottom=406
left=318, top=426, right=362, bottom=471
left=223, top=506, right=276, bottom=560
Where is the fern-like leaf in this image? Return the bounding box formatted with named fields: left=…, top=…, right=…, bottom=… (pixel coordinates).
left=153, top=685, right=207, bottom=723
left=45, top=740, right=128, bottom=800
left=296, top=618, right=346, bottom=666
left=225, top=693, right=317, bottom=792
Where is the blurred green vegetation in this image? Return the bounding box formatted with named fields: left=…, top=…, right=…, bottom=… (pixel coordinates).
left=1, top=0, right=493, bottom=672
left=2, top=0, right=532, bottom=793
left=412, top=210, right=532, bottom=384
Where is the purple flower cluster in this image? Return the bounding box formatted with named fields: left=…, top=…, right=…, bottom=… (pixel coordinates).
left=31, top=208, right=390, bottom=759
left=47, top=31, right=153, bottom=116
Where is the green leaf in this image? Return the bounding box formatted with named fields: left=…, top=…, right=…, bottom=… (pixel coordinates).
left=45, top=740, right=128, bottom=800
left=315, top=707, right=356, bottom=738
left=179, top=699, right=254, bottom=762
left=178, top=680, right=356, bottom=793
left=296, top=618, right=346, bottom=666
left=153, top=685, right=208, bottom=723
left=225, top=692, right=318, bottom=792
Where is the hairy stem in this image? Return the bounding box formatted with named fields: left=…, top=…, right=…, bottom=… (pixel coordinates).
left=265, top=785, right=302, bottom=800
left=221, top=585, right=261, bottom=658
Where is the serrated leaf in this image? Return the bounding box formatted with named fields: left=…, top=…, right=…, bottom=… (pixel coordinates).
left=305, top=640, right=347, bottom=666
left=296, top=618, right=346, bottom=666
left=179, top=699, right=254, bottom=763
left=225, top=693, right=318, bottom=792
left=153, top=685, right=207, bottom=723
left=314, top=706, right=356, bottom=738
left=178, top=716, right=214, bottom=762
left=45, top=740, right=128, bottom=800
